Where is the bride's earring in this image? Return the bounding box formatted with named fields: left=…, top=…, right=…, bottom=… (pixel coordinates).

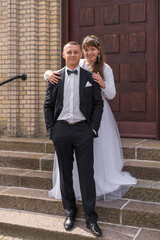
left=98, top=53, right=100, bottom=62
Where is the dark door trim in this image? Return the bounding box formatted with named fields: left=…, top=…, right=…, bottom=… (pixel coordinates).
left=61, top=0, right=70, bottom=67
left=157, top=0, right=160, bottom=139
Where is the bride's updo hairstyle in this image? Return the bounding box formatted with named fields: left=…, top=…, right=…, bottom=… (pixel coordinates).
left=82, top=35, right=105, bottom=79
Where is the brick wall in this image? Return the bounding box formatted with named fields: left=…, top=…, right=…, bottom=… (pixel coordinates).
left=0, top=0, right=9, bottom=136
left=0, top=0, right=61, bottom=137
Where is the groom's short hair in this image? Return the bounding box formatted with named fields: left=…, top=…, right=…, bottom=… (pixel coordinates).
left=63, top=41, right=81, bottom=51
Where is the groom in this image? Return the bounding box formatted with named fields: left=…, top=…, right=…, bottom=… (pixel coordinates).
left=44, top=41, right=103, bottom=237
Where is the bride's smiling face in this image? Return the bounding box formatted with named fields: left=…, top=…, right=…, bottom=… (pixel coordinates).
left=83, top=46, right=99, bottom=65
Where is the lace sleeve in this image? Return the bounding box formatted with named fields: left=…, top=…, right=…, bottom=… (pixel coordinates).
left=101, top=64, right=116, bottom=100
left=44, top=70, right=53, bottom=81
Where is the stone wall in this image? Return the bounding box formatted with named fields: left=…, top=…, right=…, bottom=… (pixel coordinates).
left=0, top=0, right=61, bottom=137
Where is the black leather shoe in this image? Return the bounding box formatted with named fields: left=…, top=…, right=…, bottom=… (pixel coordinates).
left=64, top=216, right=76, bottom=231
left=86, top=222, right=102, bottom=237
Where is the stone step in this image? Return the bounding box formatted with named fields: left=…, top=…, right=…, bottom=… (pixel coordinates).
left=0, top=160, right=159, bottom=192
left=0, top=150, right=54, bottom=171
left=0, top=137, right=160, bottom=161
left=1, top=209, right=160, bottom=240
left=124, top=179, right=160, bottom=203
left=1, top=186, right=160, bottom=231
left=1, top=170, right=160, bottom=203
left=0, top=151, right=153, bottom=173
left=0, top=137, right=54, bottom=154
left=0, top=138, right=160, bottom=239
left=0, top=167, right=52, bottom=190
left=123, top=160, right=160, bottom=181
left=122, top=138, right=160, bottom=161
left=0, top=150, right=160, bottom=181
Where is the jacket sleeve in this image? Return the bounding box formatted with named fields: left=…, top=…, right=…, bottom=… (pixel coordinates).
left=44, top=81, right=57, bottom=133
left=90, top=78, right=104, bottom=135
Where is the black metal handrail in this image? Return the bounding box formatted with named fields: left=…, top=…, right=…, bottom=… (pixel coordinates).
left=0, top=74, right=27, bottom=86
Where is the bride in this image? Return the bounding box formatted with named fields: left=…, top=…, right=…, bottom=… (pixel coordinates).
left=44, top=35, right=137, bottom=201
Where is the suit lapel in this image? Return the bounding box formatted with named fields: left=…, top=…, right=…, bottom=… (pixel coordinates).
left=59, top=68, right=65, bottom=104
left=79, top=67, right=87, bottom=102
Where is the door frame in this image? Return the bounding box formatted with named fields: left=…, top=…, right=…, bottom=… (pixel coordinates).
left=61, top=0, right=70, bottom=67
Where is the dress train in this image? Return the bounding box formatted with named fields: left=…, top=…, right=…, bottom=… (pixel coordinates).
left=49, top=96, right=137, bottom=201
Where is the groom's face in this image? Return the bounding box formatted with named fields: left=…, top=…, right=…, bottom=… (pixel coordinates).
left=63, top=43, right=82, bottom=69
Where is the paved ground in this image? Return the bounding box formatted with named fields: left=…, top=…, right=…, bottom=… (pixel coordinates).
left=0, top=236, right=24, bottom=240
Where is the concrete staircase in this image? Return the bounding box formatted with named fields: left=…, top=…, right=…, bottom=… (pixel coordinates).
left=0, top=137, right=160, bottom=240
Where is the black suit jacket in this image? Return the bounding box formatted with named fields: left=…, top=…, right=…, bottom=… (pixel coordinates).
left=44, top=67, right=103, bottom=137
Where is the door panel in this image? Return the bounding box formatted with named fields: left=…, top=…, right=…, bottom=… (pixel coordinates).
left=62, top=0, right=158, bottom=138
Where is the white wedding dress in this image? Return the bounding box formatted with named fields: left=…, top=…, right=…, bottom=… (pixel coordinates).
left=45, top=59, right=137, bottom=201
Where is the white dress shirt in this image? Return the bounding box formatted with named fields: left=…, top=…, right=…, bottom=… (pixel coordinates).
left=57, top=66, right=86, bottom=123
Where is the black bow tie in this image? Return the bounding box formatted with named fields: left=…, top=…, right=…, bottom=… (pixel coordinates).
left=67, top=69, right=78, bottom=75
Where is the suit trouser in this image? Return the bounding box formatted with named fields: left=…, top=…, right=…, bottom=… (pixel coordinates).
left=51, top=121, right=98, bottom=223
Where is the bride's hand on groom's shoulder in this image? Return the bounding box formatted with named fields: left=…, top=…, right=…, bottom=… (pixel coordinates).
left=48, top=71, right=61, bottom=85
left=92, top=72, right=106, bottom=89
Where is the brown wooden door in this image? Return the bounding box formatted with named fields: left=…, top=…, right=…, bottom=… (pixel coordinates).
left=61, top=0, right=159, bottom=138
